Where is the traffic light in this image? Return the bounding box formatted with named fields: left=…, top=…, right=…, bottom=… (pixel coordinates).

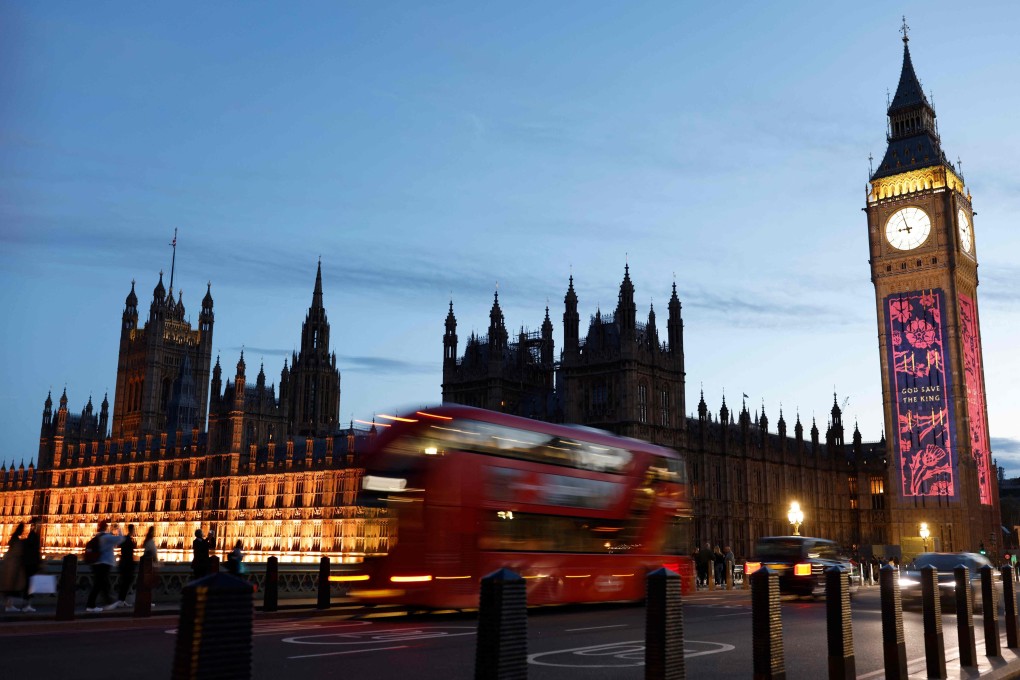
left=979, top=542, right=987, bottom=555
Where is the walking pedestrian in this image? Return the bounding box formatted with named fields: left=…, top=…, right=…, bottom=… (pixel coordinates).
left=141, top=526, right=159, bottom=606
left=85, top=521, right=123, bottom=613
left=696, top=542, right=713, bottom=588
left=191, top=529, right=210, bottom=579
left=723, top=545, right=736, bottom=584
left=20, top=517, right=42, bottom=612
left=112, top=524, right=137, bottom=608
left=713, top=545, right=725, bottom=586
left=1, top=522, right=26, bottom=612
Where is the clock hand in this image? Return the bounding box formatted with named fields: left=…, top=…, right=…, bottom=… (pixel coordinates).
left=901, top=213, right=911, bottom=233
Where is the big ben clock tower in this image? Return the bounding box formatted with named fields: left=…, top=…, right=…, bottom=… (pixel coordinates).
left=866, top=21, right=999, bottom=555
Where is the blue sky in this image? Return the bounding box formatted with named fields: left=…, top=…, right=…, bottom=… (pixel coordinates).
left=2, top=2, right=1018, bottom=474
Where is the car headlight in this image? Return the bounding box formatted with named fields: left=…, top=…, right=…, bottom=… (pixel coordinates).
left=898, top=577, right=919, bottom=587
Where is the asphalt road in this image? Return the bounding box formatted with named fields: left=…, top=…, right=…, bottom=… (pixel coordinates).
left=3, top=588, right=1020, bottom=679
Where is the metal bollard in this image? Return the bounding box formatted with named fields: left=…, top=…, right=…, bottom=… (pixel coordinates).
left=1002, top=565, right=1019, bottom=648
left=708, top=560, right=715, bottom=591
left=56, top=555, right=77, bottom=621
left=645, top=567, right=685, bottom=680
left=920, top=565, right=947, bottom=679
left=171, top=573, right=253, bottom=679
left=133, top=554, right=154, bottom=618
left=981, top=564, right=1000, bottom=657
left=744, top=563, right=751, bottom=591
left=825, top=566, right=855, bottom=679
left=475, top=568, right=527, bottom=680
left=955, top=565, right=977, bottom=667
left=210, top=555, right=220, bottom=574
left=317, top=556, right=331, bottom=610
left=726, top=559, right=733, bottom=591
left=751, top=566, right=785, bottom=680
left=263, top=556, right=279, bottom=612
left=879, top=564, right=908, bottom=679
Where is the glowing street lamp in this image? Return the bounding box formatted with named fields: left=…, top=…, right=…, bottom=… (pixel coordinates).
left=919, top=522, right=930, bottom=553
left=788, top=501, right=804, bottom=537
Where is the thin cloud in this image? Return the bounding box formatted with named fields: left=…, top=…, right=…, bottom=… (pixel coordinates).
left=338, top=356, right=435, bottom=375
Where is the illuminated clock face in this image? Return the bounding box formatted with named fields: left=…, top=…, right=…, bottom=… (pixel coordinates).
left=885, top=207, right=931, bottom=251
left=958, top=209, right=973, bottom=253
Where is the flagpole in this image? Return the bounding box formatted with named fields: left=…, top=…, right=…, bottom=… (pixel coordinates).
left=168, top=228, right=178, bottom=294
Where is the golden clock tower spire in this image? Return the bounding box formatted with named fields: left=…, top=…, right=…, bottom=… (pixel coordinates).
left=866, top=22, right=998, bottom=556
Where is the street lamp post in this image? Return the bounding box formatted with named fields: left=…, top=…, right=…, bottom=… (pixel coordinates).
left=788, top=501, right=804, bottom=537
left=920, top=522, right=930, bottom=553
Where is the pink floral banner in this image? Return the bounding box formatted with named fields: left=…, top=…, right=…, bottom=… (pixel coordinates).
left=885, top=289, right=958, bottom=499
left=959, top=293, right=993, bottom=505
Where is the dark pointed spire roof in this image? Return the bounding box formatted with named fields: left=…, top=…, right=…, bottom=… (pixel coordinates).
left=126, top=280, right=138, bottom=307
left=153, top=271, right=166, bottom=300
left=237, top=350, right=246, bottom=374
left=871, top=23, right=951, bottom=181
left=618, top=263, right=634, bottom=300
left=446, top=299, right=457, bottom=331
left=889, top=32, right=930, bottom=113
left=312, top=258, right=324, bottom=309
left=59, top=387, right=68, bottom=408
left=202, top=281, right=213, bottom=307
left=45, top=390, right=52, bottom=410
left=101, top=392, right=109, bottom=409
left=565, top=275, right=577, bottom=305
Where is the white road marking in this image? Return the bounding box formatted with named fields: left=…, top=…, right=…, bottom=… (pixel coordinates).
left=565, top=624, right=629, bottom=632
left=288, top=644, right=408, bottom=660
left=528, top=639, right=735, bottom=668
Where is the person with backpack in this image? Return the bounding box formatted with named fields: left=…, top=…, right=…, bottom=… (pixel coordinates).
left=85, top=521, right=123, bottom=613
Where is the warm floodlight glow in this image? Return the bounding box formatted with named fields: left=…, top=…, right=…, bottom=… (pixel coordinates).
left=787, top=501, right=804, bottom=536
left=920, top=522, right=930, bottom=552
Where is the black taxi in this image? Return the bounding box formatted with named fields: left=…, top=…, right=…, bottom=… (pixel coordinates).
left=745, top=536, right=858, bottom=598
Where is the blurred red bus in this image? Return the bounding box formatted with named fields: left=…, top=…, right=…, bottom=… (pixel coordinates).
left=346, top=405, right=694, bottom=608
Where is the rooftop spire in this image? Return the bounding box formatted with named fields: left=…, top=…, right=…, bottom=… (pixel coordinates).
left=312, top=257, right=324, bottom=309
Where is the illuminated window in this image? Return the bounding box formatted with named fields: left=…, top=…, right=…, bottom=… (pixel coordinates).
left=870, top=475, right=885, bottom=510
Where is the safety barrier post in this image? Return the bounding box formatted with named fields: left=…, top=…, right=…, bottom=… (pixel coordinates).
left=981, top=564, right=1000, bottom=657
left=263, top=556, right=278, bottom=612
left=645, top=567, right=685, bottom=680
left=133, top=554, right=154, bottom=618
left=170, top=573, right=253, bottom=679
left=707, top=560, right=715, bottom=591
left=751, top=565, right=785, bottom=680
left=475, top=568, right=527, bottom=680
left=1002, top=565, right=1019, bottom=648
left=56, top=554, right=77, bottom=621
left=744, top=563, right=751, bottom=591
left=879, top=564, right=908, bottom=679
left=955, top=565, right=977, bottom=667
left=726, top=559, right=734, bottom=590
left=317, top=556, right=331, bottom=610
left=825, top=566, right=855, bottom=679
left=920, top=565, right=947, bottom=679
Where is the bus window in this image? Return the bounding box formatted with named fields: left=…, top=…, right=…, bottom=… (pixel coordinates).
left=481, top=511, right=638, bottom=554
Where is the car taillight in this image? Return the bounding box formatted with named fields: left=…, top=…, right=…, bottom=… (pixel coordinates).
left=794, top=563, right=812, bottom=576
left=746, top=561, right=762, bottom=575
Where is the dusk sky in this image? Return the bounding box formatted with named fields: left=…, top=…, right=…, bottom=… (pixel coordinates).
left=2, top=3, right=1018, bottom=474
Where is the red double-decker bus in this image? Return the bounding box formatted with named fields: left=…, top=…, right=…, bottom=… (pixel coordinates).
left=346, top=405, right=694, bottom=609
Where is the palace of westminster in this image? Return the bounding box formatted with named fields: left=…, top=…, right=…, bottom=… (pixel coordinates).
left=0, top=30, right=1002, bottom=564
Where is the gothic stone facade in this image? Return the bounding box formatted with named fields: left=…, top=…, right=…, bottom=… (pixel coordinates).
left=0, top=263, right=392, bottom=562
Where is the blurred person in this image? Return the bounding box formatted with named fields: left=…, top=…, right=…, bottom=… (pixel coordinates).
left=1, top=522, right=26, bottom=612
left=227, top=540, right=244, bottom=576
left=713, top=545, right=725, bottom=586
left=723, top=545, right=736, bottom=583
left=695, top=542, right=713, bottom=588
left=191, top=529, right=210, bottom=579
left=85, top=521, right=123, bottom=613
left=20, top=517, right=42, bottom=612
left=141, top=527, right=159, bottom=607
left=112, top=524, right=137, bottom=608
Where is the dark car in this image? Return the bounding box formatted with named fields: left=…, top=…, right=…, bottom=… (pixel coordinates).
left=746, top=536, right=859, bottom=598
left=899, top=552, right=1000, bottom=612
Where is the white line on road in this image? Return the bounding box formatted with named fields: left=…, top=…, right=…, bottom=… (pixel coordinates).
left=288, top=644, right=408, bottom=660
left=565, top=624, right=629, bottom=632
